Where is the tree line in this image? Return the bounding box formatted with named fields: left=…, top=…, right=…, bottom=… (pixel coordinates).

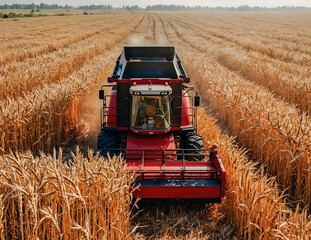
left=145, top=4, right=311, bottom=11
left=0, top=3, right=310, bottom=12
left=0, top=3, right=112, bottom=10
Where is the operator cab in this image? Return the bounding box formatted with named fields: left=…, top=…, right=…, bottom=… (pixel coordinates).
left=130, top=84, right=172, bottom=131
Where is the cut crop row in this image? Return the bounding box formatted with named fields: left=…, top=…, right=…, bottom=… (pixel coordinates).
left=0, top=15, right=138, bottom=100
left=0, top=15, right=122, bottom=64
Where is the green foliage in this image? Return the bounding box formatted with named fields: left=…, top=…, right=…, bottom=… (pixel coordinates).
left=23, top=13, right=33, bottom=17
left=0, top=12, right=48, bottom=19
left=0, top=3, right=310, bottom=11
left=8, top=12, right=18, bottom=18
left=83, top=11, right=88, bottom=15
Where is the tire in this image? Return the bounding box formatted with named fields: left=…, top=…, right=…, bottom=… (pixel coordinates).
left=181, top=132, right=204, bottom=161
left=96, top=131, right=119, bottom=158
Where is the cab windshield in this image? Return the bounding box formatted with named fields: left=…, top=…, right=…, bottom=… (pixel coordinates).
left=131, top=95, right=171, bottom=130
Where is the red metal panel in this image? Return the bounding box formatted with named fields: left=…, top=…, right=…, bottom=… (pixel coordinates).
left=125, top=160, right=216, bottom=171
left=124, top=146, right=226, bottom=199
left=106, top=90, right=117, bottom=128
left=181, top=91, right=192, bottom=127
left=132, top=186, right=220, bottom=199
left=118, top=127, right=129, bottom=130
left=126, top=133, right=176, bottom=160
left=210, top=146, right=226, bottom=197
left=124, top=160, right=219, bottom=180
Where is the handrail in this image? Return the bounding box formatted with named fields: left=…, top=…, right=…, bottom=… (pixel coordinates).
left=101, top=94, right=197, bottom=130
left=96, top=148, right=212, bottom=162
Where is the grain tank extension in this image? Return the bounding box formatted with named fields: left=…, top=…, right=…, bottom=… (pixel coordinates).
left=96, top=46, right=226, bottom=201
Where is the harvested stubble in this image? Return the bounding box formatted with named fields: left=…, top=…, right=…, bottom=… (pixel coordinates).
left=196, top=108, right=311, bottom=239
left=0, top=150, right=135, bottom=239
left=132, top=202, right=235, bottom=240
left=160, top=15, right=311, bottom=207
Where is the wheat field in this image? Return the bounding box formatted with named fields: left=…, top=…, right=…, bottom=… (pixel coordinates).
left=0, top=11, right=311, bottom=239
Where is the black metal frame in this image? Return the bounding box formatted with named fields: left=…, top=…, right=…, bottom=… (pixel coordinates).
left=99, top=85, right=116, bottom=132
left=100, top=85, right=199, bottom=132
left=108, top=47, right=190, bottom=82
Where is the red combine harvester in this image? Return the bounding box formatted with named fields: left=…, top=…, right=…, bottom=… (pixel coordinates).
left=96, top=47, right=225, bottom=202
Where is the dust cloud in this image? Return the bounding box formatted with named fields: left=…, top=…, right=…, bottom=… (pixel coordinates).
left=76, top=85, right=103, bottom=149
left=128, top=33, right=153, bottom=45
left=128, top=33, right=170, bottom=46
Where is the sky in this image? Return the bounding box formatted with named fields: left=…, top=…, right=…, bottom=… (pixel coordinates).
left=1, top=0, right=311, bottom=8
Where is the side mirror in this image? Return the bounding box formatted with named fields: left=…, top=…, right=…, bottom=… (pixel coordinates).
left=99, top=90, right=105, bottom=100
left=194, top=95, right=200, bottom=107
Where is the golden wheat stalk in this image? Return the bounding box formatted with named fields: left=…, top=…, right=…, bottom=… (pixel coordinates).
left=0, top=150, right=135, bottom=239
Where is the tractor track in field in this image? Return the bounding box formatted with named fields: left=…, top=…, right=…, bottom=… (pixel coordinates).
left=157, top=14, right=171, bottom=43
left=151, top=16, right=156, bottom=43
left=145, top=14, right=151, bottom=34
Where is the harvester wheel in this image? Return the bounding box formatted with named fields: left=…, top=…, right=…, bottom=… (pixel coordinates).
left=181, top=132, right=204, bottom=161
left=96, top=131, right=118, bottom=158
